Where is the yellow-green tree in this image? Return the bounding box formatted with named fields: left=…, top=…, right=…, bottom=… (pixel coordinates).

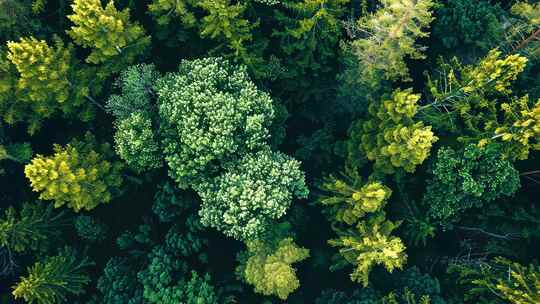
left=349, top=88, right=438, bottom=174
left=318, top=169, right=407, bottom=287
left=67, top=0, right=149, bottom=65
left=1, top=37, right=93, bottom=134
left=24, top=133, right=123, bottom=212
left=329, top=214, right=407, bottom=287
left=349, top=0, right=435, bottom=82
left=239, top=237, right=309, bottom=300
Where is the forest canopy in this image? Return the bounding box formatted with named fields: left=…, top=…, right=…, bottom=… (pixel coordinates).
left=1, top=0, right=540, bottom=303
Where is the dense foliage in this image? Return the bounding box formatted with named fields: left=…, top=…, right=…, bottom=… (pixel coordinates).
left=2, top=0, right=540, bottom=303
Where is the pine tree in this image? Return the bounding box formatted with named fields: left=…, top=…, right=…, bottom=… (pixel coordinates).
left=67, top=0, right=150, bottom=65
left=0, top=202, right=67, bottom=253
left=198, top=0, right=255, bottom=57
left=329, top=214, right=407, bottom=287
left=2, top=37, right=93, bottom=134
left=24, top=133, right=123, bottom=212
left=12, top=248, right=94, bottom=304
left=348, top=0, right=435, bottom=82
left=240, top=237, right=310, bottom=300
left=349, top=88, right=438, bottom=174
left=0, top=142, right=32, bottom=163
left=318, top=168, right=392, bottom=225
left=272, top=0, right=349, bottom=82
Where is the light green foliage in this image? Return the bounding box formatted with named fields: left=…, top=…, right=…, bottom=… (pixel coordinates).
left=424, top=50, right=529, bottom=142
left=199, top=0, right=255, bottom=57
left=74, top=215, right=108, bottom=243
left=329, top=214, right=407, bottom=287
left=491, top=96, right=540, bottom=160
left=511, top=2, right=540, bottom=26
left=24, top=133, right=123, bottom=212
left=106, top=64, right=159, bottom=120
left=432, top=0, right=503, bottom=57
left=196, top=148, right=308, bottom=241
left=156, top=57, right=274, bottom=187
left=108, top=64, right=162, bottom=172
left=318, top=167, right=407, bottom=286
left=450, top=257, right=540, bottom=304
left=349, top=0, right=435, bottom=82
left=7, top=37, right=69, bottom=103
left=67, top=0, right=149, bottom=65
left=2, top=37, right=92, bottom=134
left=0, top=202, right=66, bottom=253
left=424, top=144, right=520, bottom=227
left=503, top=1, right=540, bottom=57
left=352, top=89, right=438, bottom=174
left=0, top=142, right=32, bottom=163
left=318, top=168, right=392, bottom=225
left=12, top=248, right=94, bottom=304
left=114, top=112, right=162, bottom=173
left=148, top=0, right=198, bottom=27
left=241, top=237, right=309, bottom=300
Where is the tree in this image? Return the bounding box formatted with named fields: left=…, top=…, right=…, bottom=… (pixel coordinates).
left=318, top=169, right=392, bottom=225
left=239, top=237, right=309, bottom=300
left=106, top=64, right=159, bottom=120
left=67, top=0, right=150, bottom=65
left=156, top=57, right=274, bottom=187
left=114, top=112, right=162, bottom=173
left=318, top=169, right=407, bottom=286
left=198, top=0, right=256, bottom=58
left=329, top=214, right=407, bottom=287
left=272, top=0, right=349, bottom=83
left=12, top=248, right=94, bottom=304
left=74, top=215, right=108, bottom=243
left=449, top=257, right=540, bottom=304
left=0, top=142, right=32, bottom=163
left=422, top=50, right=532, bottom=157
left=196, top=148, right=308, bottom=241
left=349, top=88, right=438, bottom=174
left=2, top=37, right=93, bottom=134
left=423, top=144, right=520, bottom=227
left=347, top=0, right=435, bottom=82
left=24, top=133, right=123, bottom=212
left=148, top=0, right=198, bottom=27
left=0, top=202, right=67, bottom=253
left=431, top=0, right=503, bottom=59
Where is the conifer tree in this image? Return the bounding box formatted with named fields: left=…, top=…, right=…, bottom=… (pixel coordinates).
left=67, top=0, right=150, bottom=65
left=1, top=37, right=93, bottom=134
left=318, top=169, right=407, bottom=286
left=24, top=133, right=123, bottom=212
left=329, top=214, right=407, bottom=287
left=0, top=202, right=67, bottom=253
left=12, top=248, right=94, bottom=304
left=349, top=88, right=438, bottom=174
left=272, top=0, right=349, bottom=80
left=0, top=142, right=32, bottom=163
left=348, top=0, right=435, bottom=82
left=148, top=0, right=198, bottom=27
left=240, top=237, right=309, bottom=300
left=198, top=0, right=255, bottom=57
